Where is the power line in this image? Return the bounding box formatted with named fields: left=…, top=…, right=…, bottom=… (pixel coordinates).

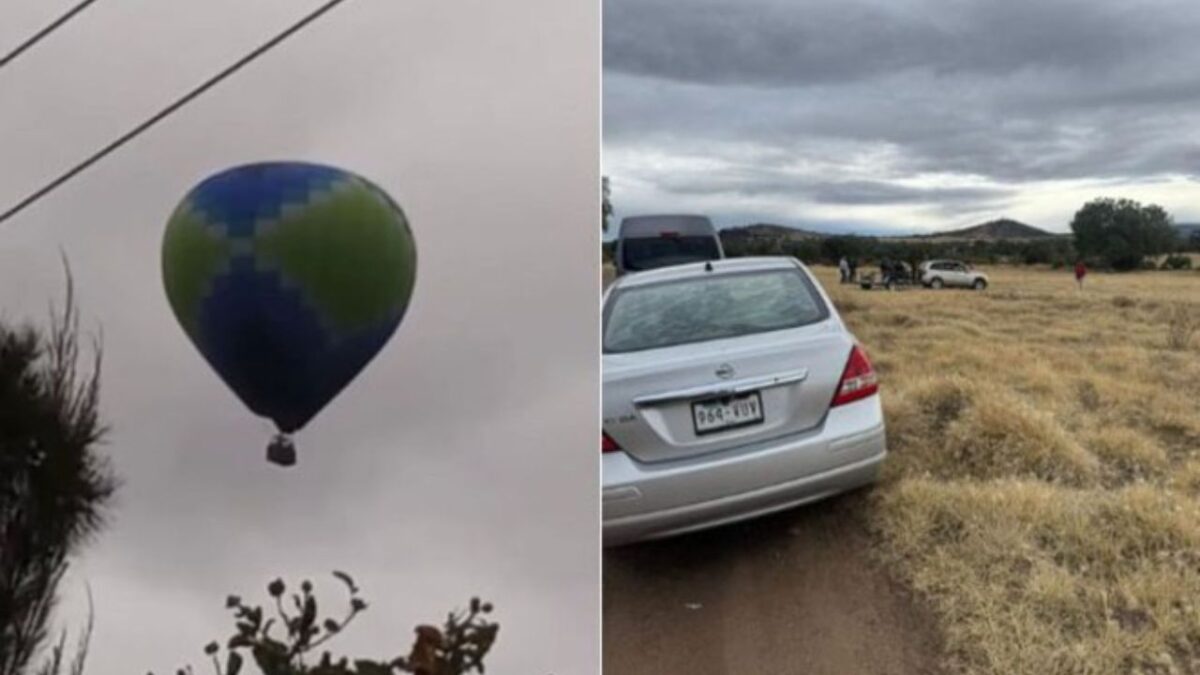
left=0, top=0, right=353, bottom=226
left=0, top=0, right=101, bottom=72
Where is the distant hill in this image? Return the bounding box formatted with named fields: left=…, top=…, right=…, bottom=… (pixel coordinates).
left=719, top=218, right=1055, bottom=242
left=917, top=218, right=1053, bottom=241
left=720, top=223, right=826, bottom=241
left=1175, top=223, right=1200, bottom=240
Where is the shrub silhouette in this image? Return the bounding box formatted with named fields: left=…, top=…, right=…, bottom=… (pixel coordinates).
left=158, top=573, right=499, bottom=675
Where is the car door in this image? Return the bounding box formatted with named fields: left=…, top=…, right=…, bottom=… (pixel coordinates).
left=926, top=262, right=949, bottom=285
left=943, top=262, right=966, bottom=287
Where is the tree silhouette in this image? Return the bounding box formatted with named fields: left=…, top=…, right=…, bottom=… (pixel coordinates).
left=601, top=176, right=613, bottom=233
left=0, top=265, right=116, bottom=675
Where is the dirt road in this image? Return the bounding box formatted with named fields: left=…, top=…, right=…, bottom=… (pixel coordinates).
left=603, top=490, right=944, bottom=675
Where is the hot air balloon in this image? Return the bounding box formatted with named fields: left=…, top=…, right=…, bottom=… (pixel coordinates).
left=161, top=162, right=416, bottom=466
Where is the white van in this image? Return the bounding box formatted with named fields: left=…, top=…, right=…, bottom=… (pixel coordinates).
left=613, top=215, right=724, bottom=277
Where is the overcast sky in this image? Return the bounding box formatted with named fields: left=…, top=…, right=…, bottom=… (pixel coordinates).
left=0, top=1, right=597, bottom=672
left=604, top=0, right=1200, bottom=235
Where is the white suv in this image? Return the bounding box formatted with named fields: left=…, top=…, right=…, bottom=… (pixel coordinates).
left=920, top=260, right=988, bottom=290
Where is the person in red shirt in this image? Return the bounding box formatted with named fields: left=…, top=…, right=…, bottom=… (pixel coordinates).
left=1074, top=260, right=1087, bottom=290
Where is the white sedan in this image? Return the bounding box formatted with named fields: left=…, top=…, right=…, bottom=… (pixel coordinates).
left=601, top=257, right=887, bottom=546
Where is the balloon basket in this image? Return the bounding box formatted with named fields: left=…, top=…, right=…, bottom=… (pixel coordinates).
left=267, top=434, right=297, bottom=467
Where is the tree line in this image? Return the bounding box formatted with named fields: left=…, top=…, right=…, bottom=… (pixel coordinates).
left=601, top=192, right=1199, bottom=271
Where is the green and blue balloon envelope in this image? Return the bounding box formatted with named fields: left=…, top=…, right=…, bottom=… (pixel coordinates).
left=161, top=162, right=416, bottom=464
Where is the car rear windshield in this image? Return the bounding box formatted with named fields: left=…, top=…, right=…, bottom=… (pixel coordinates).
left=620, top=235, right=720, bottom=271
left=603, top=267, right=830, bottom=353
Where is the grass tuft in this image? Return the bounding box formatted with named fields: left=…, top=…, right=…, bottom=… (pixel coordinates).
left=1166, top=302, right=1198, bottom=351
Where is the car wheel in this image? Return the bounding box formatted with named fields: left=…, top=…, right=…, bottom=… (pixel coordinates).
left=973, top=278, right=987, bottom=290
left=930, top=277, right=944, bottom=289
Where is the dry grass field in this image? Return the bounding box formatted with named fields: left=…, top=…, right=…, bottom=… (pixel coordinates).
left=818, top=265, right=1200, bottom=674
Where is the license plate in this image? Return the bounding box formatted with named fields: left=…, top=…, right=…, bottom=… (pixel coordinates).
left=692, top=392, right=764, bottom=435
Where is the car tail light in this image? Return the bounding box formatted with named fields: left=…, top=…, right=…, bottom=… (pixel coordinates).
left=831, top=344, right=879, bottom=407
left=602, top=431, right=621, bottom=453
left=659, top=231, right=680, bottom=238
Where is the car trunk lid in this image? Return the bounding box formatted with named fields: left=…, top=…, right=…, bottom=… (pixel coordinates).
left=603, top=321, right=853, bottom=463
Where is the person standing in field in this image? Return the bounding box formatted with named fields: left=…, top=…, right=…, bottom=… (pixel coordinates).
left=880, top=258, right=894, bottom=288
left=838, top=256, right=850, bottom=283
left=1074, top=260, right=1087, bottom=290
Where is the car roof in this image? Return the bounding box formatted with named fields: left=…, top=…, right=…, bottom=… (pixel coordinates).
left=617, top=214, right=715, bottom=237
left=610, top=256, right=801, bottom=290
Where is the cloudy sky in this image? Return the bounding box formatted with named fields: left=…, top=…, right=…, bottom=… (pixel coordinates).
left=1, top=1, right=597, bottom=672
left=604, top=0, right=1200, bottom=235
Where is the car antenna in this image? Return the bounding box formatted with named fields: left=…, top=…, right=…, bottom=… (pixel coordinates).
left=704, top=261, right=713, bottom=272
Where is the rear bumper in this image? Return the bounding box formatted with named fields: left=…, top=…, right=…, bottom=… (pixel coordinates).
left=602, top=395, right=886, bottom=546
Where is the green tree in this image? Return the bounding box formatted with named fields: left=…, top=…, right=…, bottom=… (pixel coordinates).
left=819, top=235, right=869, bottom=264
left=782, top=239, right=821, bottom=263
left=1070, top=198, right=1178, bottom=270
left=0, top=269, right=116, bottom=675
left=601, top=176, right=613, bottom=233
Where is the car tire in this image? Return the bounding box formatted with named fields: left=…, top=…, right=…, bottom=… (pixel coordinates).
left=973, top=278, right=987, bottom=290
left=930, top=277, right=944, bottom=289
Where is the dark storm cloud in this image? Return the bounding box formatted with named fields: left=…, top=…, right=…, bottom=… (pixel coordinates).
left=810, top=180, right=1011, bottom=206
left=604, top=0, right=1200, bottom=228
left=656, top=170, right=1012, bottom=206
left=605, top=0, right=1189, bottom=87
